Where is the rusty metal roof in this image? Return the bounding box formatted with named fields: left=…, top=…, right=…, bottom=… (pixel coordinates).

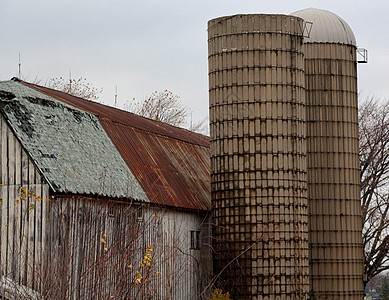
left=0, top=80, right=148, bottom=201
left=21, top=81, right=210, bottom=148
left=19, top=79, right=211, bottom=211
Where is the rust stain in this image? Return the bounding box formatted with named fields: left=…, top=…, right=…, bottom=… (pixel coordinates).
left=20, top=80, right=211, bottom=211
left=21, top=81, right=209, bottom=147
left=100, top=120, right=210, bottom=210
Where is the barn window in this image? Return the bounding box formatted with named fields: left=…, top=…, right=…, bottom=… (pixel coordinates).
left=136, top=207, right=143, bottom=221
left=108, top=206, right=116, bottom=218
left=190, top=230, right=201, bottom=250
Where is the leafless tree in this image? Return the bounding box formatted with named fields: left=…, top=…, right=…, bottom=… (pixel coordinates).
left=48, top=77, right=103, bottom=101
left=360, top=97, right=389, bottom=287
left=128, top=90, right=187, bottom=126
left=188, top=117, right=209, bottom=135
left=126, top=90, right=209, bottom=134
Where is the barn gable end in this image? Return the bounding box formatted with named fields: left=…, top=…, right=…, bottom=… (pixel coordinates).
left=0, top=79, right=212, bottom=299
left=0, top=111, right=50, bottom=293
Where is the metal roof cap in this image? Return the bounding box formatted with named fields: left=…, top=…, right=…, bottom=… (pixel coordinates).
left=291, top=8, right=356, bottom=46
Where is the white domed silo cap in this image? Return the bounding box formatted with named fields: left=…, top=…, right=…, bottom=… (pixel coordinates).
left=291, top=8, right=356, bottom=46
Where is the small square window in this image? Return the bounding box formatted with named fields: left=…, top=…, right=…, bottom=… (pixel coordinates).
left=108, top=205, right=116, bottom=218
left=190, top=230, right=201, bottom=250
left=136, top=207, right=143, bottom=221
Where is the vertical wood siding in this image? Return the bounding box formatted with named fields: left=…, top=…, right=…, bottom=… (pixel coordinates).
left=46, top=197, right=211, bottom=299
left=0, top=113, right=50, bottom=295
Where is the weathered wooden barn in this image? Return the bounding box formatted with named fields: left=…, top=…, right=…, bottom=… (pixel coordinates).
left=0, top=78, right=211, bottom=299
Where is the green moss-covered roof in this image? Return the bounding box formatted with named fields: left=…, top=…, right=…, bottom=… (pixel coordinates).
left=0, top=80, right=149, bottom=201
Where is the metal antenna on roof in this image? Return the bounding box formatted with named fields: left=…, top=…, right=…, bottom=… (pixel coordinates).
left=114, top=85, right=118, bottom=108
left=18, top=52, right=21, bottom=79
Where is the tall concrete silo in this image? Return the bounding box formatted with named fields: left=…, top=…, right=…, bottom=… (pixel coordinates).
left=208, top=14, right=309, bottom=298
left=291, top=8, right=364, bottom=298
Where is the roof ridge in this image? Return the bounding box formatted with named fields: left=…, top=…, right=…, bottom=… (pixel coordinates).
left=18, top=80, right=210, bottom=147
left=104, top=117, right=210, bottom=148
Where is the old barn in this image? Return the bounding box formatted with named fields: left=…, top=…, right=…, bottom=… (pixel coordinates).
left=0, top=78, right=211, bottom=299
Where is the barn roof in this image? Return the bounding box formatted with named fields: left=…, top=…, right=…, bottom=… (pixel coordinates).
left=0, top=80, right=148, bottom=201
left=0, top=79, right=211, bottom=211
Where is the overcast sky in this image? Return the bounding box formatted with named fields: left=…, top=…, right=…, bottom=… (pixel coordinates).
left=1, top=0, right=388, bottom=125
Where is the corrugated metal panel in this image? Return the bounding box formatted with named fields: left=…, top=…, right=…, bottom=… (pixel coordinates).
left=208, top=14, right=309, bottom=298
left=20, top=81, right=209, bottom=148
left=0, top=80, right=148, bottom=201
left=100, top=119, right=210, bottom=210
left=18, top=80, right=211, bottom=211
left=291, top=8, right=356, bottom=46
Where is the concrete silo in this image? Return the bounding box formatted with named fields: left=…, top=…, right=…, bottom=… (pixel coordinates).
left=291, top=8, right=364, bottom=298
left=208, top=14, right=309, bottom=298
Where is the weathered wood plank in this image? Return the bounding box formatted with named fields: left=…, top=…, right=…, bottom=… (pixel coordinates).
left=7, top=126, right=15, bottom=187
left=0, top=186, right=8, bottom=281
left=1, top=117, right=8, bottom=186
left=8, top=185, right=14, bottom=280
left=40, top=185, right=49, bottom=284
left=20, top=147, right=29, bottom=286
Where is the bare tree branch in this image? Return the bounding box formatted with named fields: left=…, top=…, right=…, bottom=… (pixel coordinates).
left=127, top=90, right=187, bottom=126
left=360, top=97, right=389, bottom=287
left=48, top=77, right=103, bottom=101
left=126, top=90, right=209, bottom=135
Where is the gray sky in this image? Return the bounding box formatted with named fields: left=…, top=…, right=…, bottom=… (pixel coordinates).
left=1, top=0, right=388, bottom=124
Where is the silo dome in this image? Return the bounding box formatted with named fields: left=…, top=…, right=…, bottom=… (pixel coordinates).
left=291, top=8, right=356, bottom=46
